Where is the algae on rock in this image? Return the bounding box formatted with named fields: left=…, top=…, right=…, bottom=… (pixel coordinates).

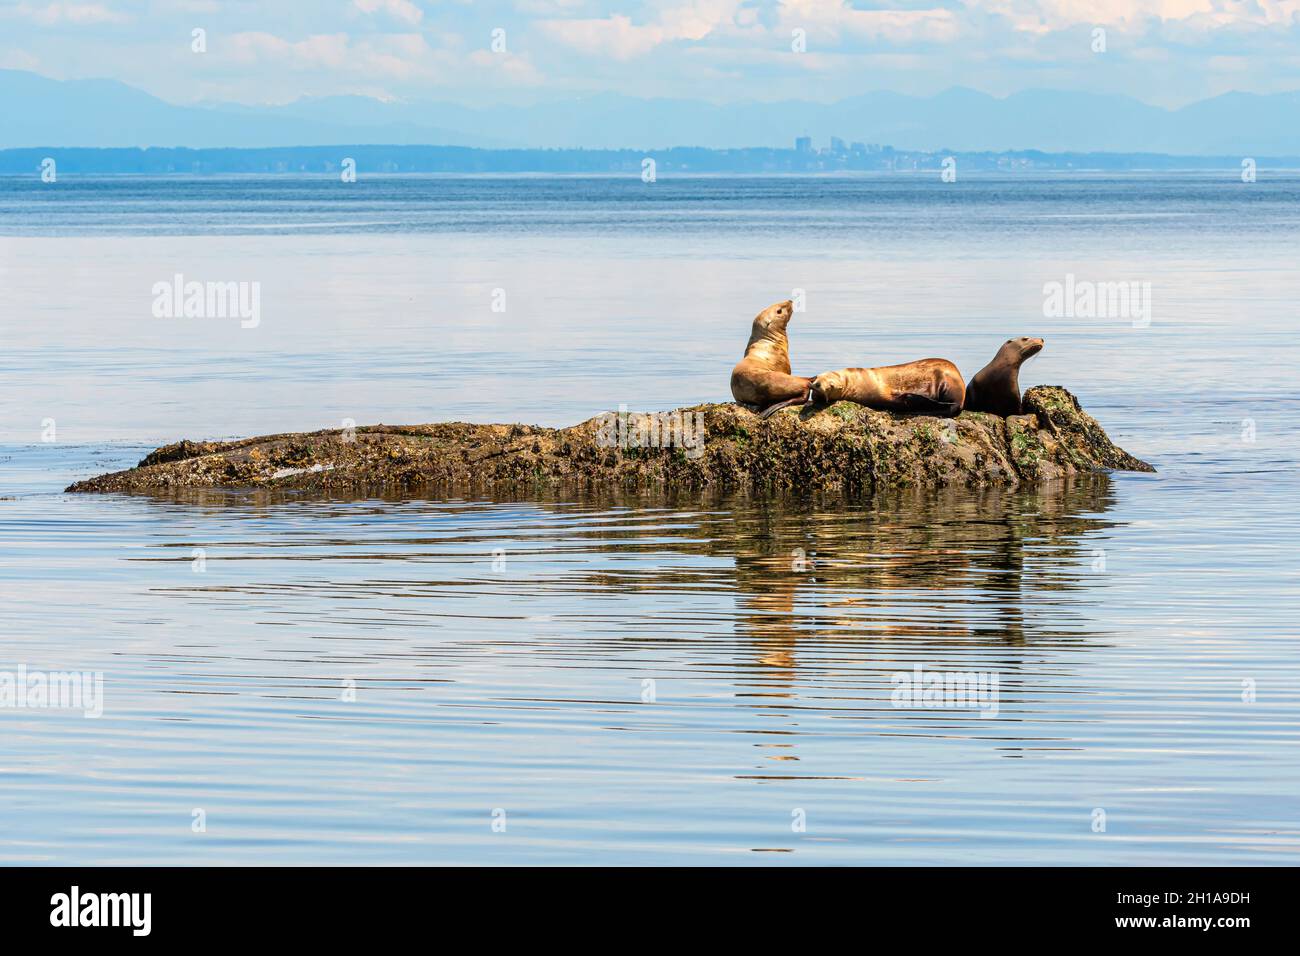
left=66, top=385, right=1154, bottom=496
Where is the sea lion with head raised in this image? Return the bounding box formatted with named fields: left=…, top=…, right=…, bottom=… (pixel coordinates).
left=731, top=299, right=814, bottom=417
left=799, top=358, right=966, bottom=418
left=963, top=337, right=1044, bottom=416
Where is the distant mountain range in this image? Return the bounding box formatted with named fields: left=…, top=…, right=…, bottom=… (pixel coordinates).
left=4, top=69, right=1300, bottom=154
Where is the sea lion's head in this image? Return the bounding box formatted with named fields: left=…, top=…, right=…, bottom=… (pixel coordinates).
left=1002, top=336, right=1044, bottom=364
left=753, top=299, right=795, bottom=338
left=809, top=369, right=847, bottom=404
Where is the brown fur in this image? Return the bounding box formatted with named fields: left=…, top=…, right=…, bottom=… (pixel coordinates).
left=963, top=337, right=1044, bottom=416
left=730, top=300, right=813, bottom=413
left=809, top=358, right=966, bottom=417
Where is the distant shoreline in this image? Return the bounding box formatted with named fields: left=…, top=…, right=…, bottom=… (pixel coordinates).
left=3, top=145, right=1296, bottom=176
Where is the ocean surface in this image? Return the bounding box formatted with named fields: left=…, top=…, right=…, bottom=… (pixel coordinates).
left=1, top=173, right=1298, bottom=864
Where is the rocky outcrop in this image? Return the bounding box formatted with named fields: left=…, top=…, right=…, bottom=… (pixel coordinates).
left=65, top=386, right=1153, bottom=495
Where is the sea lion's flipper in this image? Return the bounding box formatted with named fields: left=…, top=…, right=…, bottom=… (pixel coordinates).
left=758, top=391, right=812, bottom=420
left=898, top=393, right=962, bottom=417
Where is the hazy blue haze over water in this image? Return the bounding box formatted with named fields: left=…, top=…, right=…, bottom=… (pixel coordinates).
left=1, top=173, right=1297, bottom=863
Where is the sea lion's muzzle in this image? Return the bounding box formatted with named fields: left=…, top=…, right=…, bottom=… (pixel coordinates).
left=809, top=372, right=846, bottom=404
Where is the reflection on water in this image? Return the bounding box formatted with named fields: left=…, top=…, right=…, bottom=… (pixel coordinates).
left=5, top=455, right=1297, bottom=864
left=156, top=475, right=1118, bottom=664
left=725, top=479, right=1118, bottom=651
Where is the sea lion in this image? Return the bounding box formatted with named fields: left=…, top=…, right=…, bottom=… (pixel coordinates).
left=963, top=337, right=1044, bottom=416
left=730, top=299, right=814, bottom=417
left=802, top=359, right=966, bottom=417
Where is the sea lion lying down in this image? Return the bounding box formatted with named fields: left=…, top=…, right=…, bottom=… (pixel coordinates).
left=807, top=359, right=966, bottom=418
left=730, top=299, right=814, bottom=417
left=755, top=356, right=966, bottom=419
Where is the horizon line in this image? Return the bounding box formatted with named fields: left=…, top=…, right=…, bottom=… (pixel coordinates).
left=2, top=145, right=1298, bottom=161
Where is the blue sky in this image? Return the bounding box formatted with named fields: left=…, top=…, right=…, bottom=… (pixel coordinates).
left=2, top=0, right=1298, bottom=108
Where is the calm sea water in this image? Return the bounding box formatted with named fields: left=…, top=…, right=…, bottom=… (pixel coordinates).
left=1, top=174, right=1298, bottom=864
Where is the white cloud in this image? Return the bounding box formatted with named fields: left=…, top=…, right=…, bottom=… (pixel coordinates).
left=352, top=0, right=424, bottom=25
left=514, top=0, right=589, bottom=11
left=538, top=1, right=967, bottom=59
left=1, top=2, right=128, bottom=24
left=228, top=32, right=353, bottom=69
left=779, top=2, right=961, bottom=44
left=538, top=1, right=745, bottom=59
left=467, top=47, right=546, bottom=83
left=0, top=47, right=42, bottom=70
left=971, top=0, right=1300, bottom=30
left=222, top=29, right=544, bottom=87
left=540, top=14, right=667, bottom=58
left=5, top=0, right=1300, bottom=108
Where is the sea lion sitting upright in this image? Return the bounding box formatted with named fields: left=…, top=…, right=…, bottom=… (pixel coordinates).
left=806, top=359, right=966, bottom=417
left=730, top=299, right=814, bottom=417
left=963, top=337, right=1044, bottom=416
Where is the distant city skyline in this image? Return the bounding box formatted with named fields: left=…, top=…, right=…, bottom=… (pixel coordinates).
left=7, top=141, right=1291, bottom=177
left=1, top=0, right=1299, bottom=112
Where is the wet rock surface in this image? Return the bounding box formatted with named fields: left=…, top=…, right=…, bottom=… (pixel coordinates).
left=66, top=386, right=1154, bottom=496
